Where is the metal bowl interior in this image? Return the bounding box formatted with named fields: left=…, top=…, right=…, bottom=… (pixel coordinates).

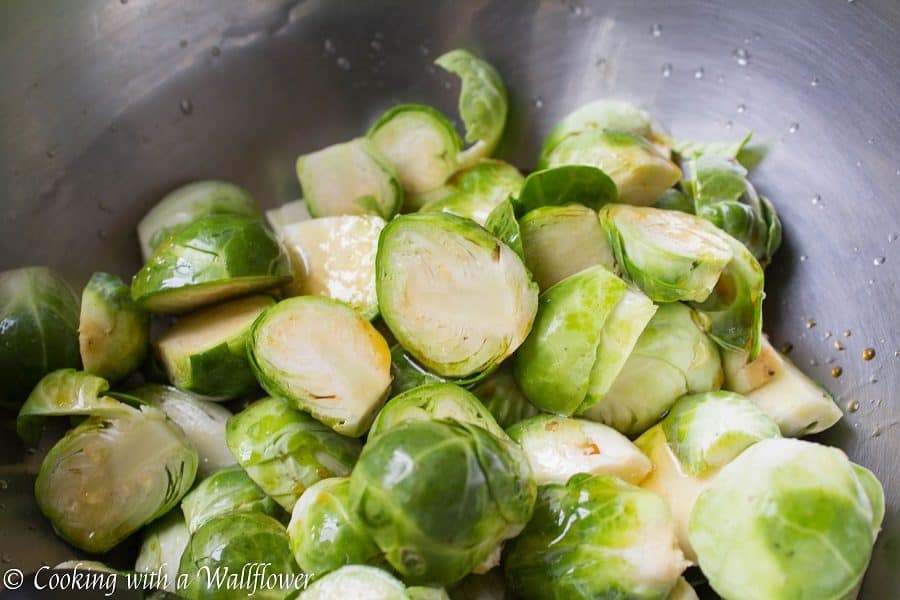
left=0, top=0, right=898, bottom=596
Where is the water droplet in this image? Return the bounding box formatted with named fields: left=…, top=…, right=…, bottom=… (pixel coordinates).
left=895, top=350, right=900, bottom=358
left=26, top=447, right=37, bottom=455
left=650, top=24, right=663, bottom=37
left=823, top=330, right=833, bottom=340
left=46, top=149, right=56, bottom=158
left=733, top=48, right=750, bottom=66
left=873, top=256, right=885, bottom=266
left=856, top=160, right=863, bottom=167
left=0, top=480, right=7, bottom=490
left=811, top=194, right=821, bottom=205
left=337, top=57, right=351, bottom=71
left=880, top=338, right=886, bottom=344
left=852, top=245, right=859, bottom=252
left=870, top=376, right=879, bottom=384
left=737, top=103, right=746, bottom=113
left=831, top=366, right=843, bottom=378
left=418, top=44, right=430, bottom=56
left=780, top=342, right=794, bottom=354
left=868, top=279, right=876, bottom=285
left=97, top=229, right=108, bottom=240
left=843, top=329, right=852, bottom=337
left=888, top=232, right=898, bottom=243
left=716, top=75, right=725, bottom=84
left=725, top=120, right=733, bottom=129
left=834, top=340, right=844, bottom=351
left=753, top=32, right=762, bottom=41
left=661, top=63, right=672, bottom=77
left=867, top=137, right=875, bottom=145
left=533, top=97, right=544, bottom=109
left=862, top=347, right=876, bottom=361
left=179, top=99, right=193, bottom=115
left=323, top=39, right=336, bottom=54
left=370, top=39, right=382, bottom=51
left=694, top=67, right=705, bottom=79
left=179, top=39, right=188, bottom=48
left=847, top=400, right=860, bottom=412
left=568, top=2, right=584, bottom=15
left=788, top=122, right=799, bottom=133
left=211, top=46, right=221, bottom=57
left=809, top=359, right=819, bottom=366
left=806, top=319, right=817, bottom=329
left=810, top=77, right=820, bottom=87
left=1, top=554, right=10, bottom=564
left=826, top=357, right=836, bottom=364
left=800, top=254, right=808, bottom=262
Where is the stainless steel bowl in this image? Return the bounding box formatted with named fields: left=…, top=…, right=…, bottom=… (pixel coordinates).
left=1, top=0, right=897, bottom=596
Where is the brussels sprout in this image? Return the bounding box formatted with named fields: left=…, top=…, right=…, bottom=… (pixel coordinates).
left=507, top=415, right=651, bottom=485
left=470, top=364, right=538, bottom=429
left=745, top=348, right=842, bottom=437
left=513, top=165, right=617, bottom=215
left=79, top=272, right=149, bottom=382
left=135, top=509, right=190, bottom=593
left=248, top=297, right=392, bottom=436
left=301, top=566, right=409, bottom=600
left=131, top=214, right=291, bottom=313
left=504, top=473, right=687, bottom=600
left=688, top=439, right=884, bottom=600
left=722, top=336, right=781, bottom=394
left=156, top=295, right=274, bottom=399
left=296, top=137, right=403, bottom=219
left=583, top=303, right=723, bottom=437
left=435, top=49, right=508, bottom=167
left=266, top=199, right=311, bottom=238
left=226, top=396, right=362, bottom=510
left=543, top=129, right=681, bottom=206
left=408, top=586, right=451, bottom=600
left=419, top=160, right=524, bottom=222
left=390, top=344, right=448, bottom=394
left=36, top=405, right=198, bottom=553
left=178, top=512, right=303, bottom=600
left=0, top=267, right=80, bottom=409
left=377, top=213, right=538, bottom=379
left=181, top=465, right=282, bottom=533
left=288, top=477, right=380, bottom=575
left=513, top=266, right=655, bottom=415
left=350, top=419, right=536, bottom=586
left=654, top=188, right=694, bottom=214
left=666, top=578, right=699, bottom=600
left=369, top=104, right=462, bottom=197
left=279, top=215, right=385, bottom=319
left=448, top=569, right=508, bottom=600
left=483, top=200, right=523, bottom=259
left=600, top=204, right=734, bottom=303
left=369, top=383, right=506, bottom=440
left=539, top=100, right=670, bottom=162
left=682, top=154, right=782, bottom=267
left=16, top=369, right=130, bottom=446
left=661, top=391, right=781, bottom=476
left=519, top=204, right=614, bottom=291
left=137, top=180, right=260, bottom=262
left=671, top=132, right=752, bottom=163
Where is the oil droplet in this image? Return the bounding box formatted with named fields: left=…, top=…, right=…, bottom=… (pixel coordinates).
left=323, top=39, right=336, bottom=54
left=873, top=256, right=885, bottom=266
left=211, top=46, right=221, bottom=57
left=337, top=57, right=351, bottom=71
left=788, top=122, right=799, bottom=133
left=873, top=426, right=882, bottom=438
left=806, top=319, right=816, bottom=329
left=733, top=48, right=750, bottom=66
left=831, top=366, right=843, bottom=378
left=843, top=329, right=852, bottom=337
left=810, top=77, right=820, bottom=87
left=179, top=99, right=193, bottom=115
left=780, top=342, right=793, bottom=354
left=661, top=63, right=672, bottom=77
left=650, top=24, right=663, bottom=37
left=694, top=67, right=705, bottom=79
left=862, top=347, right=876, bottom=361
left=834, top=340, right=844, bottom=351
left=737, top=103, right=746, bottom=113
left=533, top=97, right=544, bottom=109
left=847, top=400, right=859, bottom=412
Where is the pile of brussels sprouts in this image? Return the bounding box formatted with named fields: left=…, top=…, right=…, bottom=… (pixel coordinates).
left=0, top=48, right=884, bottom=600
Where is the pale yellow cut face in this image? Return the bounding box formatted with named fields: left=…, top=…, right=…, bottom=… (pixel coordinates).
left=370, top=111, right=458, bottom=194
left=722, top=336, right=783, bottom=394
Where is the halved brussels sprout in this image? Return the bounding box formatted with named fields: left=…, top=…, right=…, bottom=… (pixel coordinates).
left=507, top=415, right=651, bottom=485
left=279, top=215, right=385, bottom=319
left=745, top=349, right=842, bottom=437
left=369, top=383, right=506, bottom=440
left=539, top=100, right=670, bottom=162
left=16, top=369, right=129, bottom=446
left=131, top=214, right=291, bottom=313
left=435, top=49, right=508, bottom=167
left=504, top=473, right=687, bottom=600
left=79, top=272, right=149, bottom=382
left=288, top=477, right=380, bottom=575
left=301, top=566, right=409, bottom=600
left=661, top=391, right=781, bottom=476
left=265, top=199, right=311, bottom=238
left=600, top=204, right=734, bottom=303
left=483, top=199, right=524, bottom=259
left=225, top=396, right=362, bottom=510
left=35, top=405, right=198, bottom=553
left=0, top=267, right=80, bottom=409
left=118, top=384, right=235, bottom=478
left=248, top=297, right=392, bottom=436
left=156, top=295, right=274, bottom=399
left=350, top=419, right=536, bottom=586
left=514, top=165, right=617, bottom=215
left=135, top=509, right=190, bottom=593
left=419, top=159, right=524, bottom=222
left=368, top=104, right=462, bottom=196
left=181, top=465, right=282, bottom=533
left=519, top=204, right=615, bottom=291
left=722, top=336, right=781, bottom=394
left=296, top=137, right=403, bottom=219
left=377, top=213, right=538, bottom=378
left=178, top=512, right=302, bottom=600
left=543, top=130, right=681, bottom=206
left=470, top=364, right=538, bottom=429
left=513, top=266, right=655, bottom=415
left=689, top=439, right=884, bottom=600
left=584, top=303, right=723, bottom=437
left=136, top=180, right=260, bottom=262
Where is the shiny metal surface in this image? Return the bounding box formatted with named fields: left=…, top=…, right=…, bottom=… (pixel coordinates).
left=1, top=0, right=898, bottom=595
